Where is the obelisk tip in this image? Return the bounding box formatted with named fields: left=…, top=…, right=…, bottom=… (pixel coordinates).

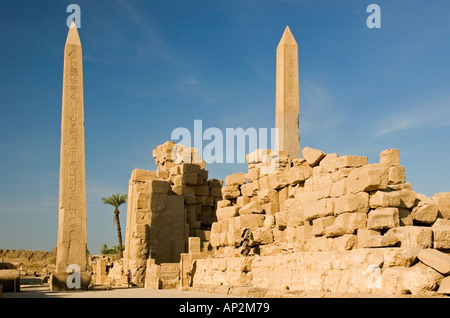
left=278, top=25, right=297, bottom=47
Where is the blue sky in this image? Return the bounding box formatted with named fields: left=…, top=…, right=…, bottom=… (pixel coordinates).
left=0, top=0, right=449, bottom=254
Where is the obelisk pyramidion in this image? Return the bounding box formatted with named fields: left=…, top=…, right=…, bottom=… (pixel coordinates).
left=54, top=20, right=88, bottom=288
left=275, top=26, right=300, bottom=158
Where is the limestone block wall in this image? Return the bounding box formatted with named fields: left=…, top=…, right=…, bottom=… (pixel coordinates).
left=200, top=147, right=450, bottom=295
left=124, top=141, right=222, bottom=286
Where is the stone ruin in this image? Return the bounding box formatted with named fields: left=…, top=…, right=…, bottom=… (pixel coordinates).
left=190, top=147, right=450, bottom=296
left=112, top=142, right=222, bottom=287
left=95, top=143, right=450, bottom=296
left=57, top=24, right=449, bottom=297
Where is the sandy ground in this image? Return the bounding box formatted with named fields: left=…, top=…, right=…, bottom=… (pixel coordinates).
left=2, top=277, right=448, bottom=298
left=3, top=282, right=238, bottom=298
left=3, top=287, right=238, bottom=298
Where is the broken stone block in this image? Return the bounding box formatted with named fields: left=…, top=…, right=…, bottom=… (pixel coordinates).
left=250, top=227, right=274, bottom=245
left=237, top=214, right=265, bottom=228
left=258, top=175, right=269, bottom=190
left=145, top=180, right=171, bottom=194
left=399, top=208, right=413, bottom=226
left=346, top=164, right=389, bottom=194
left=411, top=193, right=438, bottom=224
left=330, top=177, right=347, bottom=198
left=245, top=167, right=260, bottom=182
left=319, top=153, right=338, bottom=173
left=221, top=185, right=241, bottom=200
left=272, top=228, right=286, bottom=242
left=210, top=187, right=223, bottom=198
left=357, top=229, right=399, bottom=248
left=303, top=198, right=334, bottom=221
left=287, top=208, right=303, bottom=227
left=267, top=170, right=290, bottom=190
left=331, top=168, right=354, bottom=182
left=432, top=192, right=450, bottom=219
left=184, top=195, right=197, bottom=205
left=382, top=247, right=421, bottom=267
left=388, top=166, right=405, bottom=185
left=257, top=189, right=279, bottom=205
left=380, top=149, right=400, bottom=166
left=206, top=196, right=215, bottom=207
left=263, top=215, right=275, bottom=228
left=216, top=206, right=239, bottom=221
left=403, top=262, right=443, bottom=295
left=274, top=211, right=288, bottom=230
left=246, top=149, right=272, bottom=164
left=379, top=266, right=409, bottom=295
left=239, top=201, right=264, bottom=215
left=195, top=185, right=210, bottom=196
left=261, top=202, right=278, bottom=215
left=225, top=172, right=246, bottom=186
left=335, top=155, right=368, bottom=169
left=312, top=165, right=323, bottom=176
left=399, top=189, right=417, bottom=209
left=325, top=213, right=367, bottom=237
left=367, top=207, right=400, bottom=230
left=209, top=179, right=223, bottom=188
left=432, top=224, right=450, bottom=250
left=437, top=276, right=450, bottom=295
left=217, top=200, right=231, bottom=208
left=236, top=195, right=250, bottom=207
left=388, top=182, right=413, bottom=191
left=369, top=190, right=402, bottom=208
left=301, top=147, right=325, bottom=167
left=188, top=237, right=201, bottom=254
left=334, top=192, right=369, bottom=215
left=182, top=173, right=198, bottom=185
left=309, top=236, right=333, bottom=251
left=286, top=163, right=313, bottom=184
left=240, top=183, right=257, bottom=197
left=386, top=226, right=433, bottom=248
left=288, top=185, right=298, bottom=198
left=312, top=216, right=335, bottom=236
left=331, top=234, right=357, bottom=251
left=418, top=249, right=450, bottom=275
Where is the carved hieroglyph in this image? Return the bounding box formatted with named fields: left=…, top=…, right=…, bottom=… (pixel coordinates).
left=275, top=26, right=300, bottom=159
left=56, top=21, right=87, bottom=273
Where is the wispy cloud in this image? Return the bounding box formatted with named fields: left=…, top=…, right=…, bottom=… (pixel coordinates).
left=374, top=97, right=450, bottom=136
left=116, top=0, right=182, bottom=66
left=300, top=80, right=342, bottom=133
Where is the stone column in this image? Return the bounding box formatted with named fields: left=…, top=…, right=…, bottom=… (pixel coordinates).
left=51, top=21, right=89, bottom=290
left=275, top=26, right=300, bottom=158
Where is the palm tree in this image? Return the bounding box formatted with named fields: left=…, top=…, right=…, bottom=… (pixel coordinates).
left=101, top=193, right=127, bottom=258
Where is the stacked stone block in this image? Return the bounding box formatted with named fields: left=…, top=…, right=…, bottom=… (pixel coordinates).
left=124, top=142, right=222, bottom=286
left=204, top=146, right=450, bottom=295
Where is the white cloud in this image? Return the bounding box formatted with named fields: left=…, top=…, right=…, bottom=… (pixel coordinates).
left=375, top=97, right=450, bottom=136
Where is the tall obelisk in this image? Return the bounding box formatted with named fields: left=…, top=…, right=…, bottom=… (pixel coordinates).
left=53, top=20, right=88, bottom=289
left=275, top=26, right=300, bottom=158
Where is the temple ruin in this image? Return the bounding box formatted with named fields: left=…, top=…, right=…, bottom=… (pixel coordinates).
left=96, top=27, right=450, bottom=296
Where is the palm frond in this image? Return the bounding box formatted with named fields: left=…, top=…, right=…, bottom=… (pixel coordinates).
left=102, top=193, right=128, bottom=209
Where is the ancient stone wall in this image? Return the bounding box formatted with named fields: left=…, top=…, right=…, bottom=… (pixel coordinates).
left=196, top=147, right=450, bottom=295
left=123, top=141, right=222, bottom=286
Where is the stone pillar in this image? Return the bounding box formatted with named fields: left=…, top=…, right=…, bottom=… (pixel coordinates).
left=52, top=21, right=89, bottom=290
left=275, top=26, right=300, bottom=159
